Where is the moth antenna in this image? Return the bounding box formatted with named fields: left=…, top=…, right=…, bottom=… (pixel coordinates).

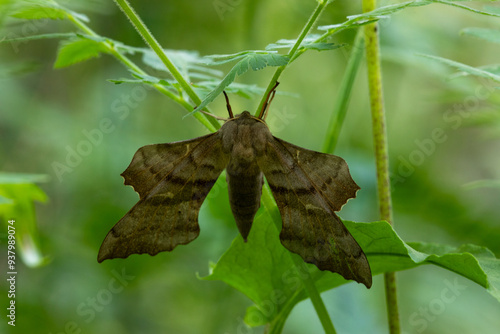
left=200, top=110, right=228, bottom=121
left=223, top=91, right=234, bottom=119
left=258, top=81, right=280, bottom=120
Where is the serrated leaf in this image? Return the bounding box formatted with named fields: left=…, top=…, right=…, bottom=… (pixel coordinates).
left=204, top=50, right=270, bottom=64
left=0, top=172, right=49, bottom=184
left=317, top=0, right=500, bottom=41
left=266, top=34, right=341, bottom=52
left=432, top=0, right=500, bottom=18
left=463, top=179, right=500, bottom=190
left=10, top=2, right=89, bottom=22
left=108, top=74, right=175, bottom=88
left=11, top=5, right=67, bottom=20
left=304, top=42, right=343, bottom=51
left=203, top=196, right=500, bottom=332
left=140, top=48, right=223, bottom=79
left=54, top=38, right=109, bottom=68
left=461, top=27, right=500, bottom=44
left=0, top=32, right=79, bottom=44
left=193, top=81, right=265, bottom=99
left=191, top=52, right=289, bottom=115
left=419, top=53, right=500, bottom=83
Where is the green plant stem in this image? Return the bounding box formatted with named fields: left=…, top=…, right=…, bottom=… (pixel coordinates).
left=113, top=0, right=192, bottom=99
left=262, top=185, right=336, bottom=334
left=256, top=2, right=338, bottom=332
left=290, top=255, right=337, bottom=334
left=65, top=6, right=219, bottom=132
left=362, top=1, right=400, bottom=333
left=322, top=29, right=364, bottom=154
left=255, top=0, right=331, bottom=116
left=108, top=0, right=220, bottom=131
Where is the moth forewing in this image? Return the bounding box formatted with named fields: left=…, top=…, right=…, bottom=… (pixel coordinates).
left=97, top=134, right=230, bottom=263
left=256, top=135, right=372, bottom=288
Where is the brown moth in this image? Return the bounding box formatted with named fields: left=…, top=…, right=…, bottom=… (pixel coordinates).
left=98, top=84, right=372, bottom=288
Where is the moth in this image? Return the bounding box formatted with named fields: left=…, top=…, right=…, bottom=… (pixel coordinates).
left=98, top=84, right=372, bottom=288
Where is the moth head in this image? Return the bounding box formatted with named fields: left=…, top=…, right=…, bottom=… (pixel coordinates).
left=223, top=82, right=279, bottom=121
left=232, top=111, right=266, bottom=124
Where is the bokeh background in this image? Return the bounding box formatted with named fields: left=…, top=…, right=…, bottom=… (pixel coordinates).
left=1, top=0, right=500, bottom=333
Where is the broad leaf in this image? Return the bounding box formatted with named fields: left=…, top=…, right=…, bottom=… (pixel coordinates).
left=203, top=209, right=500, bottom=332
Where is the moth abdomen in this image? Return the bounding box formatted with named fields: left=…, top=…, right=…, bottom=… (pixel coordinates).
left=226, top=168, right=264, bottom=241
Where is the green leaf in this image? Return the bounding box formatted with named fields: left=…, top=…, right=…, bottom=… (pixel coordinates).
left=191, top=52, right=289, bottom=115
left=54, top=37, right=109, bottom=68
left=0, top=32, right=79, bottom=44
left=463, top=179, right=500, bottom=190
left=317, top=0, right=500, bottom=41
left=139, top=48, right=223, bottom=80
left=0, top=173, right=49, bottom=184
left=431, top=0, right=500, bottom=18
left=108, top=73, right=176, bottom=89
left=193, top=81, right=265, bottom=99
left=317, top=1, right=427, bottom=37
left=0, top=175, right=50, bottom=268
left=203, top=213, right=500, bottom=331
left=418, top=53, right=500, bottom=83
left=266, top=34, right=342, bottom=52
left=204, top=50, right=269, bottom=64
left=10, top=1, right=89, bottom=22
left=461, top=27, right=500, bottom=44
left=12, top=5, right=67, bottom=20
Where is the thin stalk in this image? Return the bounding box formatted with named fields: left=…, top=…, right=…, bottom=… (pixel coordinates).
left=362, top=0, right=400, bottom=333
left=113, top=0, right=220, bottom=131
left=256, top=1, right=337, bottom=332
left=66, top=8, right=219, bottom=132
left=290, top=254, right=336, bottom=334
left=261, top=185, right=336, bottom=334
left=255, top=0, right=331, bottom=116
left=322, top=29, right=364, bottom=154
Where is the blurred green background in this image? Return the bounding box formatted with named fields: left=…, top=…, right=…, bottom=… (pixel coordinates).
left=1, top=0, right=500, bottom=333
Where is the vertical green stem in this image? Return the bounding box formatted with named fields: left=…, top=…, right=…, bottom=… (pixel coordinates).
left=255, top=0, right=330, bottom=116
left=65, top=4, right=218, bottom=132
left=362, top=1, right=400, bottom=333
left=113, top=0, right=220, bottom=131
left=262, top=186, right=336, bottom=334
left=322, top=29, right=364, bottom=154
left=257, top=2, right=337, bottom=332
